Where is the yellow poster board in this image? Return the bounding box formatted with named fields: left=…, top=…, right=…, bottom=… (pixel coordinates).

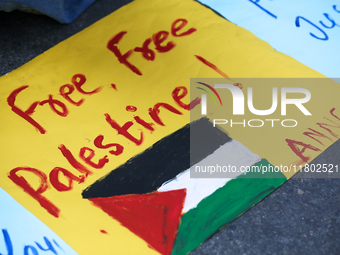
left=0, top=0, right=338, bottom=254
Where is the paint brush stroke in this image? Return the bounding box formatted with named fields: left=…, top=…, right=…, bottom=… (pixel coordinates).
left=171, top=159, right=287, bottom=255
left=89, top=189, right=186, bottom=255
left=82, top=118, right=231, bottom=198
left=158, top=139, right=261, bottom=212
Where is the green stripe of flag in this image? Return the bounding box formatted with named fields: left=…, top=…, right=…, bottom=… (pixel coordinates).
left=172, top=159, right=287, bottom=255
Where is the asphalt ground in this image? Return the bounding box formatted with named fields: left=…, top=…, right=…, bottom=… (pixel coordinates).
left=0, top=0, right=339, bottom=254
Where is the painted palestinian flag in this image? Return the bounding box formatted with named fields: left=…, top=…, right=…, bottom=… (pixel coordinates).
left=82, top=118, right=287, bottom=255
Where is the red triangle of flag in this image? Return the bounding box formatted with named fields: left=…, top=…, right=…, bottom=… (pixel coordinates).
left=89, top=189, right=186, bottom=255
